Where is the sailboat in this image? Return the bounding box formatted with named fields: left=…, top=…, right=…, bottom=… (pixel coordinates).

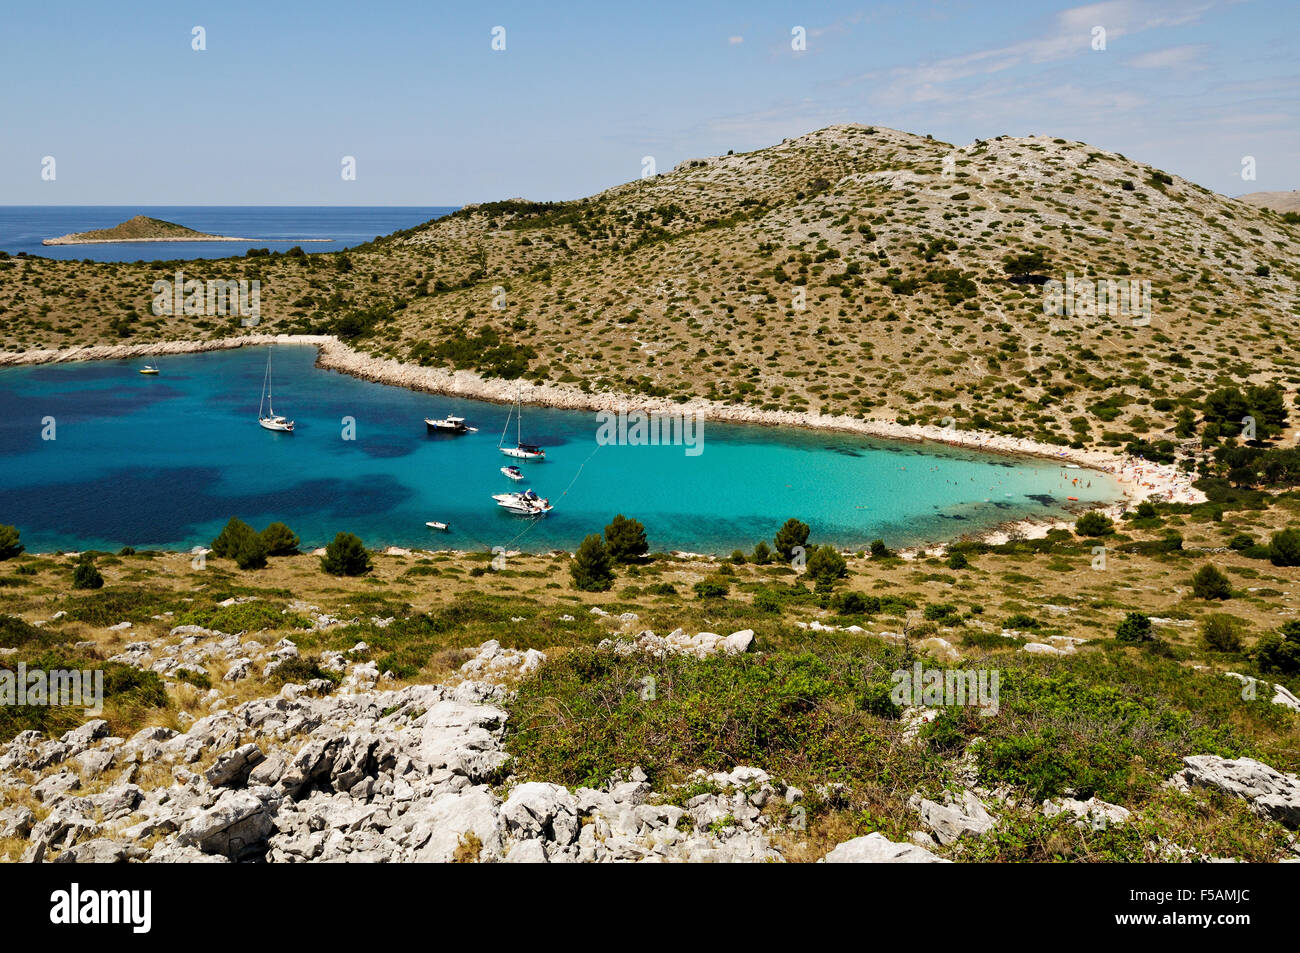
left=138, top=360, right=159, bottom=375
left=498, top=387, right=545, bottom=460
left=258, top=346, right=295, bottom=432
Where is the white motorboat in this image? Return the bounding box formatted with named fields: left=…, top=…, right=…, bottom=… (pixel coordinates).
left=425, top=520, right=450, bottom=531
left=258, top=346, right=295, bottom=432
left=425, top=414, right=477, bottom=434
left=501, top=465, right=524, bottom=481
left=491, top=489, right=553, bottom=516
left=498, top=387, right=545, bottom=460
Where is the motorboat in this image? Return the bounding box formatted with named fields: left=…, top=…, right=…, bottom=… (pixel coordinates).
left=491, top=489, right=553, bottom=516
left=425, top=414, right=477, bottom=434
left=425, top=521, right=450, bottom=531
left=501, top=465, right=524, bottom=481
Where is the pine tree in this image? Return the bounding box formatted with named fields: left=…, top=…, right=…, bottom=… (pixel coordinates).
left=570, top=534, right=614, bottom=591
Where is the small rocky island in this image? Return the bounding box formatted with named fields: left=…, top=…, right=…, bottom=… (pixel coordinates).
left=42, top=214, right=329, bottom=246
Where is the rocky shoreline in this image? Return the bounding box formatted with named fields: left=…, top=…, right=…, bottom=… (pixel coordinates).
left=0, top=333, right=1203, bottom=554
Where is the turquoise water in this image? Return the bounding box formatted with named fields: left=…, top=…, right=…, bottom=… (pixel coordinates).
left=0, top=346, right=1119, bottom=554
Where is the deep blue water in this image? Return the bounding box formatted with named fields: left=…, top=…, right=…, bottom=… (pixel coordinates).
left=0, top=346, right=1121, bottom=555
left=0, top=207, right=453, bottom=262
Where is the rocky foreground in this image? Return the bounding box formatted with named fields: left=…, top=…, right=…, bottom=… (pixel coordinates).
left=3, top=625, right=1299, bottom=863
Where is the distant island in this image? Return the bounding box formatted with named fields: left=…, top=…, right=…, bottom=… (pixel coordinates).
left=42, top=214, right=330, bottom=246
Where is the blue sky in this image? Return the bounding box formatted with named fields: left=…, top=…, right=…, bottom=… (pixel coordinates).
left=1, top=0, right=1296, bottom=204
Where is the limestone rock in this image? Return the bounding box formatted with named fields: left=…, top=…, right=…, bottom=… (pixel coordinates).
left=822, top=832, right=950, bottom=863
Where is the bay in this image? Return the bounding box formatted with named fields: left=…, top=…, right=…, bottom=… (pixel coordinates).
left=0, top=346, right=1120, bottom=554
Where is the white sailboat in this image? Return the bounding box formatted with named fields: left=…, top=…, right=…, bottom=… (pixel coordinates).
left=498, top=387, right=545, bottom=460
left=258, top=347, right=295, bottom=432
left=138, top=361, right=159, bottom=375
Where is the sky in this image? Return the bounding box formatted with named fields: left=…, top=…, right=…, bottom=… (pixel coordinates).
left=1, top=0, right=1296, bottom=205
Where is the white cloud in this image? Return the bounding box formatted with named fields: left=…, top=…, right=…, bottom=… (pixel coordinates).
left=1127, top=44, right=1207, bottom=69
left=728, top=35, right=744, bottom=45
left=849, top=0, right=1221, bottom=107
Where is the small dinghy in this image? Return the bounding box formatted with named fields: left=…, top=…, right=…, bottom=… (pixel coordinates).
left=501, top=465, right=524, bottom=481
left=425, top=521, right=450, bottom=531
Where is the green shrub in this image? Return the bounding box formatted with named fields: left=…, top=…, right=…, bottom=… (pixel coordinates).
left=570, top=534, right=614, bottom=591
left=869, top=539, right=894, bottom=559
left=211, top=517, right=257, bottom=558
left=1268, top=529, right=1300, bottom=567
left=693, top=578, right=730, bottom=599
left=805, top=545, right=848, bottom=589
left=604, top=514, right=648, bottom=564
left=750, top=541, right=772, bottom=565
left=321, top=532, right=372, bottom=576
left=833, top=591, right=880, bottom=616
left=1003, top=613, right=1041, bottom=630
left=270, top=655, right=340, bottom=687
left=1191, top=564, right=1232, bottom=600
left=924, top=602, right=959, bottom=622
left=946, top=551, right=969, bottom=570
left=233, top=533, right=268, bottom=570
left=72, top=555, right=103, bottom=590
left=0, top=614, right=58, bottom=649
left=753, top=590, right=782, bottom=613
left=174, top=668, right=213, bottom=690
left=176, top=601, right=308, bottom=634
left=0, top=525, right=22, bottom=561
left=1115, top=611, right=1153, bottom=644
left=259, top=521, right=300, bottom=556
left=1256, top=621, right=1300, bottom=674
left=1200, top=614, right=1244, bottom=653
left=1075, top=511, right=1114, bottom=537
left=774, top=518, right=810, bottom=561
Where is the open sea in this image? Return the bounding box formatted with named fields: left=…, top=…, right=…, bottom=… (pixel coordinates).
left=0, top=206, right=453, bottom=262
left=0, top=345, right=1121, bottom=554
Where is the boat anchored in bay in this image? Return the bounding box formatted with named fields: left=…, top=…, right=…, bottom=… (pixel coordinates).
left=425, top=414, right=477, bottom=434
left=492, top=489, right=553, bottom=517
left=258, top=346, right=295, bottom=433
left=498, top=388, right=545, bottom=460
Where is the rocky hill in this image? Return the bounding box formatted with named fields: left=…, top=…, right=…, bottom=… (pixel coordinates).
left=4, top=124, right=1300, bottom=450
left=1239, top=191, right=1300, bottom=214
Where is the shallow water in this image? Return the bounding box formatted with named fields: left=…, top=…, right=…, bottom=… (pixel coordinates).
left=0, top=346, right=1120, bottom=554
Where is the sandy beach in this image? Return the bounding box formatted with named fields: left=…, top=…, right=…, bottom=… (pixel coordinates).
left=0, top=332, right=1204, bottom=552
